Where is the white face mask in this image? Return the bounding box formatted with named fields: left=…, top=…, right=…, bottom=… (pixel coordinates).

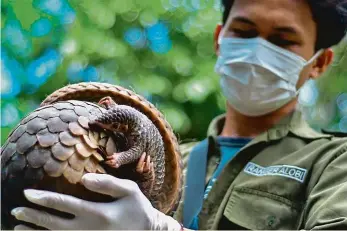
left=215, top=36, right=323, bottom=117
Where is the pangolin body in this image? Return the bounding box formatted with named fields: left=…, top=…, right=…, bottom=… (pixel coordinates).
left=1, top=99, right=165, bottom=230
left=90, top=100, right=165, bottom=196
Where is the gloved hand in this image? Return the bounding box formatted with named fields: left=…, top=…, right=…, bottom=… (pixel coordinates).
left=11, top=173, right=184, bottom=230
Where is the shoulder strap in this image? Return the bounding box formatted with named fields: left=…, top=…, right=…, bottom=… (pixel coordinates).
left=183, top=136, right=215, bottom=227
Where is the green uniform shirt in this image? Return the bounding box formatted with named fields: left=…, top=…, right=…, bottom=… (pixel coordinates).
left=173, top=110, right=347, bottom=230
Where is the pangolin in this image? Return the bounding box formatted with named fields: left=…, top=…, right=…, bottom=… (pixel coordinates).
left=1, top=82, right=183, bottom=230
left=89, top=96, right=165, bottom=197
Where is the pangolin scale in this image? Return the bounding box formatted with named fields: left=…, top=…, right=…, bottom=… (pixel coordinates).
left=1, top=82, right=183, bottom=230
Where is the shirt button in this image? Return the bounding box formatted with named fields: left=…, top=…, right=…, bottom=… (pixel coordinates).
left=201, top=206, right=209, bottom=215
left=267, top=215, right=276, bottom=228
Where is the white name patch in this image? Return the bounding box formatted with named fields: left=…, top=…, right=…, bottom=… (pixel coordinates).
left=243, top=162, right=307, bottom=183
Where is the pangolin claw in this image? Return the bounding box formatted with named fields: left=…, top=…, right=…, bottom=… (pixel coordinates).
left=135, top=152, right=155, bottom=198
left=136, top=152, right=153, bottom=174
left=105, top=154, right=120, bottom=168
left=98, top=96, right=117, bottom=109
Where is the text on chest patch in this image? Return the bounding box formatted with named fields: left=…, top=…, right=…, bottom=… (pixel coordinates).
left=243, top=162, right=307, bottom=183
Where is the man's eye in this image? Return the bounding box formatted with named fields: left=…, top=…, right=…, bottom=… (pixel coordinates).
left=270, top=38, right=298, bottom=47
left=231, top=29, right=257, bottom=38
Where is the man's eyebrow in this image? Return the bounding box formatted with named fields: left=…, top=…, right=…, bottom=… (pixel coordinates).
left=232, top=16, right=256, bottom=26
left=274, top=27, right=298, bottom=35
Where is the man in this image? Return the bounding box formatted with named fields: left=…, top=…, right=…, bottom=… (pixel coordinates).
left=10, top=0, right=347, bottom=230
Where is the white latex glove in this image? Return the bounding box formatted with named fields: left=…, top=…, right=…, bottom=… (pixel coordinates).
left=11, top=173, right=183, bottom=230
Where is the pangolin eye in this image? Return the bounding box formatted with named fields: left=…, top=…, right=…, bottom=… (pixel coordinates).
left=112, top=123, right=119, bottom=129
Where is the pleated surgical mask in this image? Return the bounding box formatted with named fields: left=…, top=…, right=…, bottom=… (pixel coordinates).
left=215, top=36, right=323, bottom=116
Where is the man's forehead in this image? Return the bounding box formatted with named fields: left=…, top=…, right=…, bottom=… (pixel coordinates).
left=227, top=0, right=316, bottom=33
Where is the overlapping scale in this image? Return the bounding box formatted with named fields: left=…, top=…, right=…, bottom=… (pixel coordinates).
left=9, top=125, right=27, bottom=142
left=82, top=134, right=98, bottom=149
left=77, top=116, right=89, bottom=129
left=1, top=142, right=17, bottom=167
left=53, top=102, right=74, bottom=110
left=59, top=131, right=80, bottom=146
left=43, top=156, right=68, bottom=177
left=59, top=110, right=78, bottom=123
left=74, top=106, right=89, bottom=117
left=92, top=150, right=104, bottom=162
left=47, top=117, right=69, bottom=133
left=89, top=131, right=99, bottom=145
left=26, top=118, right=47, bottom=134
left=7, top=153, right=26, bottom=174
left=68, top=154, right=88, bottom=171
left=84, top=158, right=98, bottom=173
left=63, top=165, right=84, bottom=184
left=36, top=128, right=59, bottom=147
left=75, top=143, right=94, bottom=158
left=106, top=137, right=117, bottom=156
left=20, top=111, right=39, bottom=125
left=98, top=138, right=107, bottom=147
left=51, top=142, right=75, bottom=161
left=36, top=107, right=60, bottom=119
left=69, top=122, right=88, bottom=136
left=16, top=133, right=37, bottom=154
left=27, top=146, right=51, bottom=168
left=91, top=131, right=100, bottom=142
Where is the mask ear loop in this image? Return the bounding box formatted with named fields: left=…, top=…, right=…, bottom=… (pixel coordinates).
left=306, top=49, right=324, bottom=65
left=295, top=49, right=325, bottom=97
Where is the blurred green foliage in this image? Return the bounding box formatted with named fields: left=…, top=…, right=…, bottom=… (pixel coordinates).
left=1, top=0, right=347, bottom=146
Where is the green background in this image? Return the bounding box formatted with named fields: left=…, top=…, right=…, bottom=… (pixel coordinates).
left=1, top=0, right=347, bottom=146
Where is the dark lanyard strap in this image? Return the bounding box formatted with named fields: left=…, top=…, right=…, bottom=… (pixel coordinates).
left=183, top=136, right=218, bottom=228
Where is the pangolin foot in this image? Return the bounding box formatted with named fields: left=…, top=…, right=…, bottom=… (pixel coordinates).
left=136, top=152, right=155, bottom=198
left=98, top=96, right=117, bottom=109
left=105, top=154, right=120, bottom=168
left=136, top=152, right=154, bottom=175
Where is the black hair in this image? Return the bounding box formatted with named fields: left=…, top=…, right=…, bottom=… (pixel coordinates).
left=221, top=0, right=347, bottom=50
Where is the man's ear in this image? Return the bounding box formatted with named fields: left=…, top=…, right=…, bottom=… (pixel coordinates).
left=214, top=24, right=223, bottom=55
left=310, top=48, right=334, bottom=79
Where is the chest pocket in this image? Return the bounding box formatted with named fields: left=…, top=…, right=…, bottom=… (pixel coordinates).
left=223, top=187, right=303, bottom=230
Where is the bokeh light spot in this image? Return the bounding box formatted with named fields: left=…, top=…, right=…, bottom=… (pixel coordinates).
left=149, top=38, right=172, bottom=54
left=60, top=39, right=78, bottom=55
left=139, top=10, right=158, bottom=27
left=124, top=28, right=146, bottom=49
left=26, top=49, right=61, bottom=87
left=31, top=18, right=52, bottom=37
left=3, top=19, right=32, bottom=58
left=34, top=0, right=62, bottom=16
left=146, top=22, right=169, bottom=41
left=1, top=64, right=21, bottom=99
left=109, top=0, right=133, bottom=14
left=1, top=103, right=20, bottom=127
left=67, top=62, right=84, bottom=83
left=160, top=106, right=191, bottom=134
left=173, top=57, right=193, bottom=76
left=185, top=79, right=211, bottom=103
left=169, top=0, right=182, bottom=8
left=299, top=79, right=319, bottom=107
left=83, top=66, right=100, bottom=82
left=339, top=116, right=347, bottom=132
left=337, top=92, right=347, bottom=115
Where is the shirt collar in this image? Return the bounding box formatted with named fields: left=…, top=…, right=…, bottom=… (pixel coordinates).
left=206, top=109, right=332, bottom=142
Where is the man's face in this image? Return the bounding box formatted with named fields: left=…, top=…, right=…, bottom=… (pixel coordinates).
left=217, top=0, right=333, bottom=89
